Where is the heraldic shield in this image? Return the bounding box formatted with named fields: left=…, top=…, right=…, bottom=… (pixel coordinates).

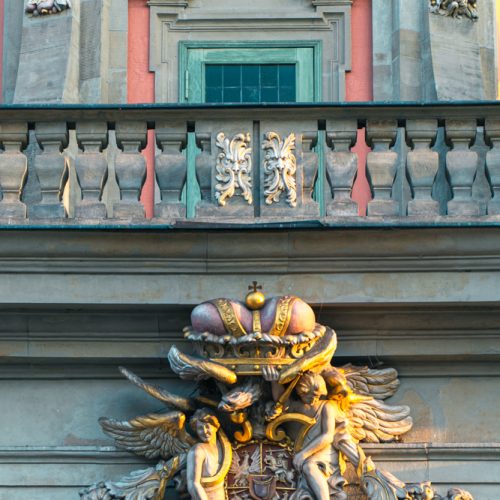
left=226, top=442, right=295, bottom=499
left=80, top=284, right=475, bottom=500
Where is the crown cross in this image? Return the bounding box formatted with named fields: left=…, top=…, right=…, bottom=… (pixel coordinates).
left=248, top=281, right=263, bottom=293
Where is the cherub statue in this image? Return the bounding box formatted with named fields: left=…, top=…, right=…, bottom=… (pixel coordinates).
left=25, top=0, right=71, bottom=16
left=187, top=409, right=226, bottom=500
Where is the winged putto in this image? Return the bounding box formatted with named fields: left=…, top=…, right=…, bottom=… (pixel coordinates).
left=80, top=285, right=473, bottom=500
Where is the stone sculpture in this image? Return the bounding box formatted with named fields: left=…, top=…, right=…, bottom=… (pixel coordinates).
left=80, top=284, right=474, bottom=499
left=215, top=132, right=253, bottom=207
left=429, top=0, right=478, bottom=19
left=25, top=0, right=71, bottom=16
left=263, top=132, right=297, bottom=207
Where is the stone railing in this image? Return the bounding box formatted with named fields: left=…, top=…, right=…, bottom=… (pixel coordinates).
left=1, top=102, right=500, bottom=226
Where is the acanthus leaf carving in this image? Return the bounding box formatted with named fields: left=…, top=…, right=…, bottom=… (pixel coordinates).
left=215, top=132, right=253, bottom=207
left=263, top=132, right=297, bottom=208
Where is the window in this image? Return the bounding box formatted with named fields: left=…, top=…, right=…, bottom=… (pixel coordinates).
left=180, top=42, right=321, bottom=103
left=205, top=64, right=296, bottom=103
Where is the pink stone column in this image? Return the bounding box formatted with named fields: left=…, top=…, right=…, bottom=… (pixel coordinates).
left=128, top=0, right=155, bottom=218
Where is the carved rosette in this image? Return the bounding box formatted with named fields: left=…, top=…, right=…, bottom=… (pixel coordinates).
left=263, top=132, right=297, bottom=207
left=429, top=0, right=478, bottom=20
left=215, top=132, right=252, bottom=207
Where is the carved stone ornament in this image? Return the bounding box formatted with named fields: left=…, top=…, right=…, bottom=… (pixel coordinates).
left=429, top=0, right=478, bottom=20
left=25, top=0, right=71, bottom=16
left=215, top=132, right=253, bottom=207
left=263, top=132, right=297, bottom=207
left=80, top=285, right=475, bottom=500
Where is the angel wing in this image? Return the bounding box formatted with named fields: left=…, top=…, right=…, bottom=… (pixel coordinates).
left=168, top=346, right=237, bottom=385
left=99, top=411, right=196, bottom=460
left=346, top=397, right=413, bottom=443
left=340, top=364, right=400, bottom=400
left=119, top=366, right=196, bottom=412
left=323, top=364, right=413, bottom=443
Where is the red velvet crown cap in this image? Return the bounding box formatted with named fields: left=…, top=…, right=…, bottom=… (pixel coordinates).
left=191, top=295, right=316, bottom=336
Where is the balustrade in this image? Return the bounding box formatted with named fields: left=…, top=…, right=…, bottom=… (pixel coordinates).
left=0, top=103, right=498, bottom=225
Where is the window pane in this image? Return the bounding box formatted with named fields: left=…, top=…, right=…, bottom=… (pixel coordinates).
left=261, top=65, right=278, bottom=86
left=205, top=65, right=222, bottom=87
left=224, top=87, right=241, bottom=103
left=205, top=87, right=223, bottom=103
left=279, top=86, right=295, bottom=102
left=279, top=65, right=295, bottom=86
left=242, top=86, right=259, bottom=103
left=261, top=87, right=278, bottom=102
left=242, top=65, right=259, bottom=86
left=223, top=65, right=241, bottom=87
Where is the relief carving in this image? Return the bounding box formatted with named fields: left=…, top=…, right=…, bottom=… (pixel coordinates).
left=25, top=0, right=71, bottom=15
left=429, top=0, right=478, bottom=19
left=215, top=132, right=253, bottom=207
left=263, top=132, right=297, bottom=207
left=80, top=286, right=474, bottom=500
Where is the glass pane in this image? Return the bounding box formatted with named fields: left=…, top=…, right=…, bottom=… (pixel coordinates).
left=224, top=87, right=241, bottom=103
left=242, top=86, right=259, bottom=103
left=279, top=86, right=295, bottom=102
left=223, top=65, right=241, bottom=87
left=279, top=65, right=295, bottom=86
left=205, top=65, right=222, bottom=87
left=205, top=87, right=223, bottom=103
left=261, top=65, right=278, bottom=86
left=261, top=87, right=279, bottom=102
left=242, top=65, right=259, bottom=86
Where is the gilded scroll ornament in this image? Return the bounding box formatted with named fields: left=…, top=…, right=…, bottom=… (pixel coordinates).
left=263, top=132, right=298, bottom=207
left=215, top=132, right=253, bottom=206
left=25, top=0, right=71, bottom=15
left=81, top=285, right=474, bottom=500
left=429, top=0, right=478, bottom=19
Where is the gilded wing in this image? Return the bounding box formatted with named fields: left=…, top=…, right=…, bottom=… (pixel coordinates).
left=340, top=364, right=400, bottom=400
left=119, top=366, right=196, bottom=412
left=99, top=411, right=196, bottom=460
left=346, top=397, right=413, bottom=443
left=322, top=364, right=412, bottom=443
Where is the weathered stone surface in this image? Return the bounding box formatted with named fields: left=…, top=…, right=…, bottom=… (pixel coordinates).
left=406, top=119, right=440, bottom=216
left=484, top=119, right=500, bottom=215
left=74, top=122, right=108, bottom=219
left=325, top=119, right=358, bottom=217
left=31, top=122, right=69, bottom=218
left=366, top=121, right=399, bottom=216
left=14, top=9, right=79, bottom=103
left=445, top=120, right=480, bottom=216
left=154, top=123, right=187, bottom=221
left=113, top=122, right=147, bottom=219
left=0, top=122, right=28, bottom=219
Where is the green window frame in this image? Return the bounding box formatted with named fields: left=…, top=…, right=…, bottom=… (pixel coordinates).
left=179, top=41, right=322, bottom=103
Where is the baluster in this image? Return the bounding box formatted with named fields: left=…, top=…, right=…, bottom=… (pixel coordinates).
left=75, top=122, right=108, bottom=219
left=406, top=120, right=440, bottom=216
left=155, top=122, right=187, bottom=220
left=32, top=122, right=69, bottom=219
left=445, top=120, right=480, bottom=216
left=325, top=119, right=358, bottom=216
left=484, top=119, right=500, bottom=215
left=0, top=123, right=28, bottom=219
left=366, top=121, right=398, bottom=216
left=114, top=121, right=147, bottom=219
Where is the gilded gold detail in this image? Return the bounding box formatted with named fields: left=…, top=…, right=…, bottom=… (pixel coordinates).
left=268, top=295, right=297, bottom=337
left=212, top=298, right=247, bottom=338
left=252, top=310, right=262, bottom=333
